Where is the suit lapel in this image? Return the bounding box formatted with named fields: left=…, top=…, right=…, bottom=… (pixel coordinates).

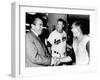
left=30, top=31, right=49, bottom=57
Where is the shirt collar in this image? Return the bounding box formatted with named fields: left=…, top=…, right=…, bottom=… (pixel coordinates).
left=31, top=29, right=38, bottom=37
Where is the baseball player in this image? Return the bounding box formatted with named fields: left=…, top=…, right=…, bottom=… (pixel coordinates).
left=47, top=18, right=72, bottom=66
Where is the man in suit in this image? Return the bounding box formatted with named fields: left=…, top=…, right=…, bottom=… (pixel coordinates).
left=25, top=17, right=51, bottom=67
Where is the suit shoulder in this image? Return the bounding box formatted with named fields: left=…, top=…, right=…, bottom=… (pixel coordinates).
left=26, top=31, right=31, bottom=35
left=26, top=32, right=32, bottom=39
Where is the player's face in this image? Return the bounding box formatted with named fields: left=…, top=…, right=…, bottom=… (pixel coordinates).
left=35, top=18, right=43, bottom=35
left=56, top=21, right=64, bottom=32
left=71, top=23, right=81, bottom=37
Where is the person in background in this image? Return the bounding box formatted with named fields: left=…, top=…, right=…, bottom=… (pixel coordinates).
left=71, top=20, right=90, bottom=65
left=47, top=18, right=72, bottom=66
left=26, top=17, right=51, bottom=67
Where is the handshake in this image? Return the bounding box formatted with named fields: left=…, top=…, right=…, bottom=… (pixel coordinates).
left=51, top=50, right=72, bottom=66
left=52, top=57, right=61, bottom=66
left=52, top=56, right=72, bottom=66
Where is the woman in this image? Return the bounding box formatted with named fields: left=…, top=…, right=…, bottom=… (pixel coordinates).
left=71, top=21, right=90, bottom=65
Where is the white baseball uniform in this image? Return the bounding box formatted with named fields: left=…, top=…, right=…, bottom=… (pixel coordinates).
left=48, top=30, right=67, bottom=65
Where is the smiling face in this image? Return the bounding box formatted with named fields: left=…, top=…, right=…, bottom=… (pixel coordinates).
left=56, top=21, right=64, bottom=33
left=71, top=23, right=81, bottom=38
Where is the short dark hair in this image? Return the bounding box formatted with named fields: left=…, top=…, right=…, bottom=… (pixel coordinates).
left=57, top=18, right=65, bottom=25
left=32, top=16, right=43, bottom=25
left=73, top=20, right=89, bottom=34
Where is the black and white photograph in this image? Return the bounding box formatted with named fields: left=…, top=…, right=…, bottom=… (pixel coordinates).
left=11, top=3, right=97, bottom=77
left=0, top=0, right=100, bottom=79
left=25, top=12, right=90, bottom=67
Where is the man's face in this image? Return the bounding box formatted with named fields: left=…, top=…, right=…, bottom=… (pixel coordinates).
left=56, top=21, right=64, bottom=32
left=71, top=23, right=81, bottom=37
left=35, top=18, right=43, bottom=35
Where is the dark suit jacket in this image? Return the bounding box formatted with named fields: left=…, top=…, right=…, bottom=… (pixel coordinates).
left=25, top=31, right=51, bottom=67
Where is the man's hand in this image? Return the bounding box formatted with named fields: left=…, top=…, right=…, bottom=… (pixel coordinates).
left=60, top=56, right=72, bottom=62
left=53, top=57, right=60, bottom=66
left=56, top=58, right=61, bottom=65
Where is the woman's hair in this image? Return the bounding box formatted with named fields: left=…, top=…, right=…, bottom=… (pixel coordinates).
left=73, top=20, right=89, bottom=35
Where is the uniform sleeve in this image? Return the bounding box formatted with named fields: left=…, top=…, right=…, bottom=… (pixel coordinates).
left=47, top=32, right=54, bottom=45
left=64, top=31, right=67, bottom=41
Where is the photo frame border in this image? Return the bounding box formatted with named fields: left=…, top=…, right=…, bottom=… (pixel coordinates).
left=11, top=2, right=97, bottom=78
